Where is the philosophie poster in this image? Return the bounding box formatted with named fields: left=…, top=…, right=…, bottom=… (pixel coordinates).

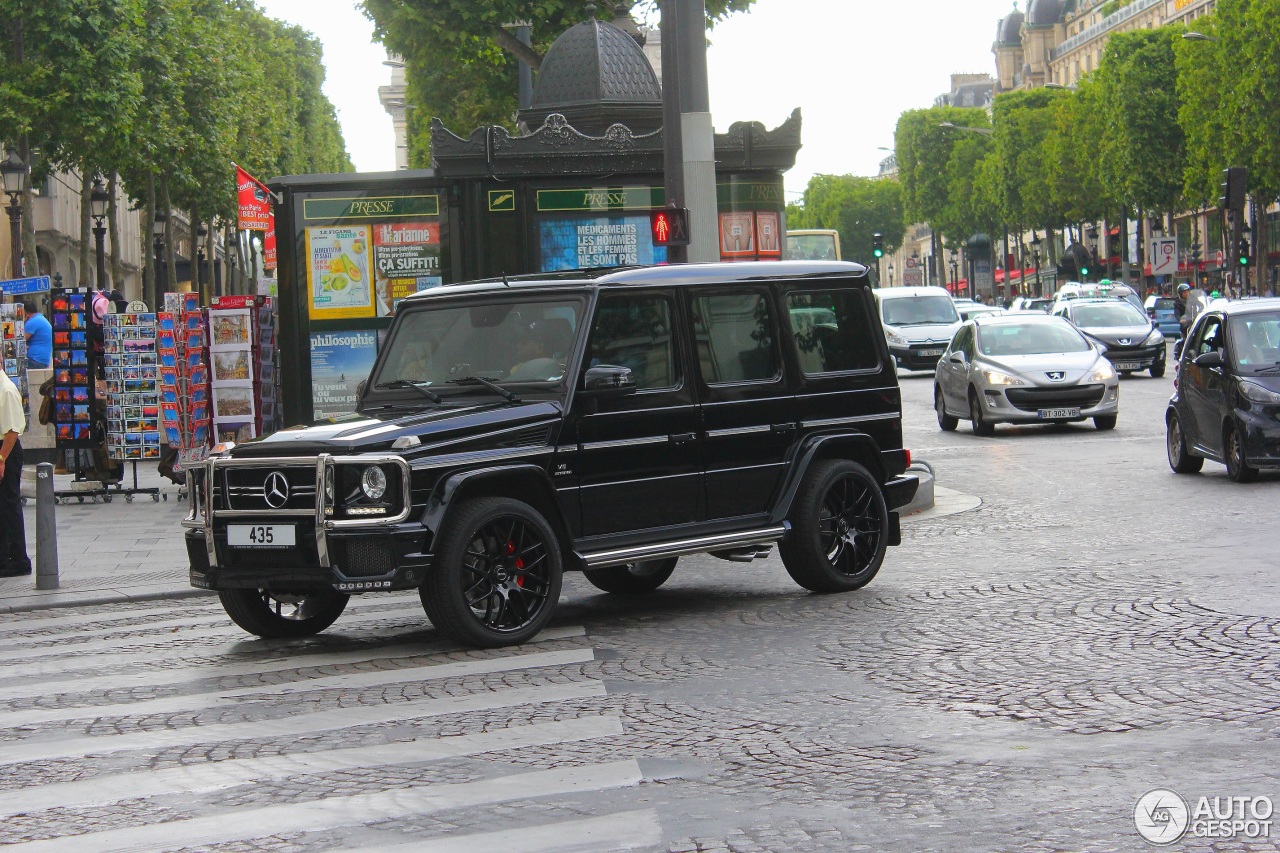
left=538, top=216, right=667, bottom=272
left=756, top=212, right=781, bottom=257
left=719, top=212, right=756, bottom=258
left=310, top=329, right=379, bottom=420
left=372, top=222, right=441, bottom=316
left=306, top=226, right=374, bottom=319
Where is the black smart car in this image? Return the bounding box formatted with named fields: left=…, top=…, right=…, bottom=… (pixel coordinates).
left=1167, top=298, right=1280, bottom=482
left=184, top=262, right=917, bottom=647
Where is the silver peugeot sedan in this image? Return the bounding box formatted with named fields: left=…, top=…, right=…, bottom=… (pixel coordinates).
left=934, top=313, right=1121, bottom=435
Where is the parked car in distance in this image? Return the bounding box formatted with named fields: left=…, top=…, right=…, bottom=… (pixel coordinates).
left=1166, top=298, right=1280, bottom=482
left=934, top=313, right=1121, bottom=435
left=1009, top=296, right=1053, bottom=313
left=957, top=304, right=1006, bottom=323
left=185, top=261, right=919, bottom=648
left=1052, top=298, right=1167, bottom=378
left=1145, top=294, right=1181, bottom=337
left=874, top=285, right=963, bottom=371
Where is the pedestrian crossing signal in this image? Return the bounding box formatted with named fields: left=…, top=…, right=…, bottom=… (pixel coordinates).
left=651, top=208, right=690, bottom=247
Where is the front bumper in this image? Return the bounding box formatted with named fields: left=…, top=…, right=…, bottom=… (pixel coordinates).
left=979, top=382, right=1120, bottom=425
left=184, top=453, right=430, bottom=594
left=1102, top=343, right=1166, bottom=371
left=1239, top=407, right=1280, bottom=469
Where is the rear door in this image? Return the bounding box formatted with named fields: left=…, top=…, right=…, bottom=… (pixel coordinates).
left=690, top=287, right=793, bottom=521
left=569, top=290, right=702, bottom=537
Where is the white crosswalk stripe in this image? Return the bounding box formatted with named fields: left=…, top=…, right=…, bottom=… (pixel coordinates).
left=0, top=603, right=659, bottom=851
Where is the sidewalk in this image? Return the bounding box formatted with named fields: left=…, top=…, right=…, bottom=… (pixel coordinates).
left=0, top=466, right=208, bottom=614
left=0, top=469, right=982, bottom=615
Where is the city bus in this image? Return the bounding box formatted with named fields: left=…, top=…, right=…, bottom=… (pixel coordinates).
left=786, top=229, right=842, bottom=261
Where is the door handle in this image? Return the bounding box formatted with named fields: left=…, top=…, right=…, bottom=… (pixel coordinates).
left=771, top=422, right=797, bottom=434
left=669, top=432, right=697, bottom=444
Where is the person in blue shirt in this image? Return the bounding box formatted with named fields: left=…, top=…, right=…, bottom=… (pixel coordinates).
left=22, top=299, right=51, bottom=369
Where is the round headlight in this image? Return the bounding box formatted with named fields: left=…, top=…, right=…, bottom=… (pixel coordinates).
left=360, top=465, right=387, bottom=501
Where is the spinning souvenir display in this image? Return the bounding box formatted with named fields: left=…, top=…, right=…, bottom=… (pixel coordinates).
left=49, top=288, right=96, bottom=449
left=158, top=293, right=212, bottom=471
left=103, top=312, right=161, bottom=461
left=0, top=303, right=30, bottom=424
left=209, top=295, right=278, bottom=442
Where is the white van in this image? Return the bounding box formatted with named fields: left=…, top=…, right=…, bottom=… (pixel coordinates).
left=873, top=286, right=963, bottom=371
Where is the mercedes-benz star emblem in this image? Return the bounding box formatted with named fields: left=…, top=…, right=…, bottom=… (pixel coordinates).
left=263, top=471, right=291, bottom=508
left=1046, top=371, right=1066, bottom=381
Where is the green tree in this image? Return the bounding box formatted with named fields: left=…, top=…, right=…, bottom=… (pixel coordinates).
left=894, top=106, right=991, bottom=229
left=363, top=0, right=756, bottom=166
left=798, top=174, right=904, bottom=266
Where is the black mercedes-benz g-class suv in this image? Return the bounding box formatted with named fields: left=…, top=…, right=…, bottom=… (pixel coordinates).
left=185, top=261, right=917, bottom=647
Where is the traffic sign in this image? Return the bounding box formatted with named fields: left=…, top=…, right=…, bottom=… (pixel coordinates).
left=0, top=275, right=50, bottom=295
left=1150, top=237, right=1177, bottom=276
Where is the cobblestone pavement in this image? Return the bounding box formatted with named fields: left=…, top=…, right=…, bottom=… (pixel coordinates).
left=2, top=354, right=1279, bottom=851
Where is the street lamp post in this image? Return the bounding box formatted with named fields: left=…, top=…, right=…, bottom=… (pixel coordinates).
left=152, top=210, right=167, bottom=305
left=949, top=247, right=958, bottom=293
left=888, top=262, right=894, bottom=287
left=1, top=148, right=27, bottom=280
left=90, top=179, right=110, bottom=291
left=195, top=221, right=207, bottom=299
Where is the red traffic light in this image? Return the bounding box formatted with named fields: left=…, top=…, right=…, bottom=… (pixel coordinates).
left=650, top=207, right=690, bottom=247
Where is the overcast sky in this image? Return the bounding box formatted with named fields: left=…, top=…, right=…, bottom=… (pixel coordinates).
left=255, top=0, right=1020, bottom=199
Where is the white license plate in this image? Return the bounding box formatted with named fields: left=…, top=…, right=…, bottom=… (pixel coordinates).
left=919, top=349, right=944, bottom=357
left=228, top=524, right=296, bottom=548
left=1111, top=362, right=1141, bottom=371
left=1038, top=407, right=1081, bottom=420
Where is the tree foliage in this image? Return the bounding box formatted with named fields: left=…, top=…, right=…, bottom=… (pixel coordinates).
left=991, top=88, right=1065, bottom=233
left=363, top=0, right=756, bottom=167
left=894, top=106, right=990, bottom=228
left=796, top=174, right=904, bottom=265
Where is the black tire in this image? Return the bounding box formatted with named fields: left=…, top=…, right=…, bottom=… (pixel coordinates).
left=582, top=558, right=677, bottom=594
left=421, top=496, right=563, bottom=648
left=219, top=587, right=349, bottom=639
left=935, top=386, right=958, bottom=432
left=1150, top=364, right=1166, bottom=379
left=780, top=460, right=889, bottom=593
left=969, top=388, right=995, bottom=437
left=1166, top=411, right=1203, bottom=474
left=1094, top=415, right=1117, bottom=431
left=1224, top=421, right=1258, bottom=483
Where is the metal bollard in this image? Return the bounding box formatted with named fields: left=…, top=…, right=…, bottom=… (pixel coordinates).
left=35, top=462, right=58, bottom=590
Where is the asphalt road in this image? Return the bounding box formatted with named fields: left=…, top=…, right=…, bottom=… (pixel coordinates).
left=2, top=348, right=1277, bottom=852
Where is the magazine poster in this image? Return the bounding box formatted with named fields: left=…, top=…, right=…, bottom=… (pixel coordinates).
left=310, top=329, right=378, bottom=420
left=538, top=216, right=667, bottom=272
left=373, top=222, right=440, bottom=317
left=306, top=226, right=374, bottom=319
left=719, top=212, right=756, bottom=257
left=755, top=211, right=781, bottom=256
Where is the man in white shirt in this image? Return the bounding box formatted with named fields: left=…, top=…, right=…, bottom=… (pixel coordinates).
left=0, top=370, right=30, bottom=577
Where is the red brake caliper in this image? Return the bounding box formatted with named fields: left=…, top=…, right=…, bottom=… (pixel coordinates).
left=506, top=541, right=525, bottom=587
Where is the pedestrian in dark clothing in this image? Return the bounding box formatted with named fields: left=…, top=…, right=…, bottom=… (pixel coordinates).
left=0, top=370, right=30, bottom=576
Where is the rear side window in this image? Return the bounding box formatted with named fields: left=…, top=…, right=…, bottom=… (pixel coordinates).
left=786, top=290, right=879, bottom=374
left=693, top=290, right=779, bottom=384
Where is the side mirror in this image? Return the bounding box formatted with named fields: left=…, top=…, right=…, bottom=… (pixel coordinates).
left=1193, top=350, right=1223, bottom=369
left=948, top=351, right=964, bottom=364
left=356, top=380, right=367, bottom=399
left=1173, top=339, right=1184, bottom=360
left=581, top=365, right=636, bottom=396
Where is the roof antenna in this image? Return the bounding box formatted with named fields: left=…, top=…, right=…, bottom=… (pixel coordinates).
left=502, top=272, right=511, bottom=287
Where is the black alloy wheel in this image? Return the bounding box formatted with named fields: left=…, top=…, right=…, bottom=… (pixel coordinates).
left=1224, top=421, right=1259, bottom=483
left=1166, top=411, right=1203, bottom=474
left=780, top=460, right=889, bottom=593
left=936, top=386, right=958, bottom=432
left=219, top=587, right=349, bottom=639
left=582, top=558, right=678, bottom=594
left=421, top=497, right=563, bottom=647
left=969, top=388, right=995, bottom=437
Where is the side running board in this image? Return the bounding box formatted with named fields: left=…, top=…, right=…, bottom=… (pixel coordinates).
left=579, top=524, right=790, bottom=569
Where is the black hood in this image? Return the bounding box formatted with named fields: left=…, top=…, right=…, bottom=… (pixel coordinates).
left=230, top=401, right=562, bottom=458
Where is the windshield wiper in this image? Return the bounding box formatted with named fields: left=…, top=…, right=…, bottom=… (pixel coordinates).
left=1252, top=364, right=1280, bottom=374
left=446, top=375, right=522, bottom=403
left=374, top=380, right=443, bottom=403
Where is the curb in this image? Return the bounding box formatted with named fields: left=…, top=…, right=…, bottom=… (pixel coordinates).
left=0, top=586, right=214, bottom=615
left=901, top=461, right=936, bottom=516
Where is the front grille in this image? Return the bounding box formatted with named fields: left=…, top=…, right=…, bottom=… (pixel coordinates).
left=1104, top=345, right=1160, bottom=359
left=336, top=540, right=396, bottom=577
left=1005, top=384, right=1106, bottom=412
left=222, top=466, right=317, bottom=512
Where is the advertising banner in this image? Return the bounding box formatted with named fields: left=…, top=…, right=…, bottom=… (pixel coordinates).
left=305, top=226, right=374, bottom=319
left=719, top=212, right=756, bottom=257
left=263, top=214, right=277, bottom=270
left=538, top=216, right=667, bottom=272
left=310, top=329, right=379, bottom=420
left=373, top=222, right=441, bottom=316
left=236, top=165, right=272, bottom=231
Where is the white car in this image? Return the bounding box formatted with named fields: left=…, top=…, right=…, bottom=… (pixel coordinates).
left=873, top=286, right=962, bottom=372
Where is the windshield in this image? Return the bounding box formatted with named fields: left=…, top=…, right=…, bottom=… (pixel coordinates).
left=880, top=295, right=960, bottom=326
left=787, top=234, right=839, bottom=261
left=372, top=296, right=583, bottom=392
left=1071, top=303, right=1147, bottom=328
left=1228, top=313, right=1280, bottom=372
left=978, top=322, right=1092, bottom=356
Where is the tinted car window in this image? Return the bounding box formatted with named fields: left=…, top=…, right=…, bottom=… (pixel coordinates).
left=1195, top=317, right=1224, bottom=356
left=786, top=290, right=878, bottom=374
left=587, top=295, right=677, bottom=391
left=1228, top=313, right=1280, bottom=371
left=880, top=295, right=960, bottom=326
left=1071, top=303, right=1147, bottom=327
left=977, top=322, right=1091, bottom=356
left=694, top=291, right=779, bottom=384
